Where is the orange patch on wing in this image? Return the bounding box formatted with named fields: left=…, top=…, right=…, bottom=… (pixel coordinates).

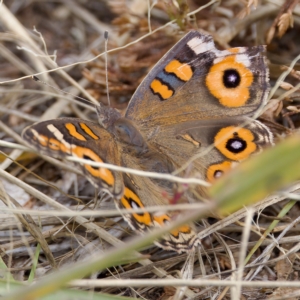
left=214, top=126, right=257, bottom=161
left=36, top=134, right=69, bottom=153
left=153, top=214, right=170, bottom=226
left=72, top=146, right=114, bottom=187
left=48, top=138, right=67, bottom=152
left=153, top=214, right=192, bottom=239
left=121, top=187, right=152, bottom=226
left=65, top=123, right=86, bottom=141
left=150, top=79, right=173, bottom=100
left=229, top=48, right=240, bottom=54
left=165, top=60, right=193, bottom=82
left=171, top=225, right=192, bottom=238
left=80, top=123, right=99, bottom=140
left=206, top=161, right=233, bottom=183
left=205, top=56, right=253, bottom=107
left=35, top=134, right=49, bottom=147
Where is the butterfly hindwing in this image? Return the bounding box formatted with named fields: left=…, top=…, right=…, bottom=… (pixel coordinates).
left=147, top=118, right=273, bottom=184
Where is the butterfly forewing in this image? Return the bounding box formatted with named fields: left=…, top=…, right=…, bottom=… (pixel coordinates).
left=126, top=31, right=269, bottom=130
left=22, top=118, right=124, bottom=197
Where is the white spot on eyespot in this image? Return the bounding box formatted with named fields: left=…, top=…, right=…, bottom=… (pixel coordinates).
left=187, top=37, right=214, bottom=54
left=231, top=140, right=243, bottom=150
left=214, top=170, right=223, bottom=178
left=227, top=73, right=238, bottom=84
left=131, top=201, right=139, bottom=210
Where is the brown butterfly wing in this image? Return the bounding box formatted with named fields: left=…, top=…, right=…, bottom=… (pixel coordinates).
left=122, top=31, right=271, bottom=251
left=119, top=152, right=200, bottom=252
left=125, top=31, right=269, bottom=130
left=22, top=118, right=124, bottom=197
left=147, top=118, right=273, bottom=184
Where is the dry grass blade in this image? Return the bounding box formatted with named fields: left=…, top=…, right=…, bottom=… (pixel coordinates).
left=266, top=0, right=298, bottom=44
left=0, top=182, right=57, bottom=268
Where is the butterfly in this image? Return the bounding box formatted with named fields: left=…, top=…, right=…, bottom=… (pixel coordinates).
left=22, top=30, right=273, bottom=252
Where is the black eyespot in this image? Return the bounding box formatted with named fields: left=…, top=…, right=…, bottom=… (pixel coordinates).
left=223, top=69, right=241, bottom=88
left=226, top=136, right=247, bottom=153
left=129, top=199, right=144, bottom=216
left=162, top=217, right=169, bottom=224
left=83, top=155, right=98, bottom=170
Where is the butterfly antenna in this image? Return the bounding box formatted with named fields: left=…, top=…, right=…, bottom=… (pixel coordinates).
left=104, top=31, right=110, bottom=107
left=31, top=76, right=93, bottom=107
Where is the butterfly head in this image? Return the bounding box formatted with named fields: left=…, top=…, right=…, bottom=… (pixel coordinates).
left=96, top=103, right=122, bottom=129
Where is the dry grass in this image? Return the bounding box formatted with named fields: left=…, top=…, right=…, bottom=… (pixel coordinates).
left=1, top=1, right=300, bottom=299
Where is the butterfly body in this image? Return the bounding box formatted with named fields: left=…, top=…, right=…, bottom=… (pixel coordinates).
left=23, top=30, right=273, bottom=252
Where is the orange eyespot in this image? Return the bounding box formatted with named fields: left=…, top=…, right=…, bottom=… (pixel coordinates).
left=121, top=187, right=152, bottom=226
left=214, top=126, right=257, bottom=161
left=206, top=161, right=233, bottom=182
left=205, top=56, right=253, bottom=107
left=72, top=146, right=115, bottom=187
